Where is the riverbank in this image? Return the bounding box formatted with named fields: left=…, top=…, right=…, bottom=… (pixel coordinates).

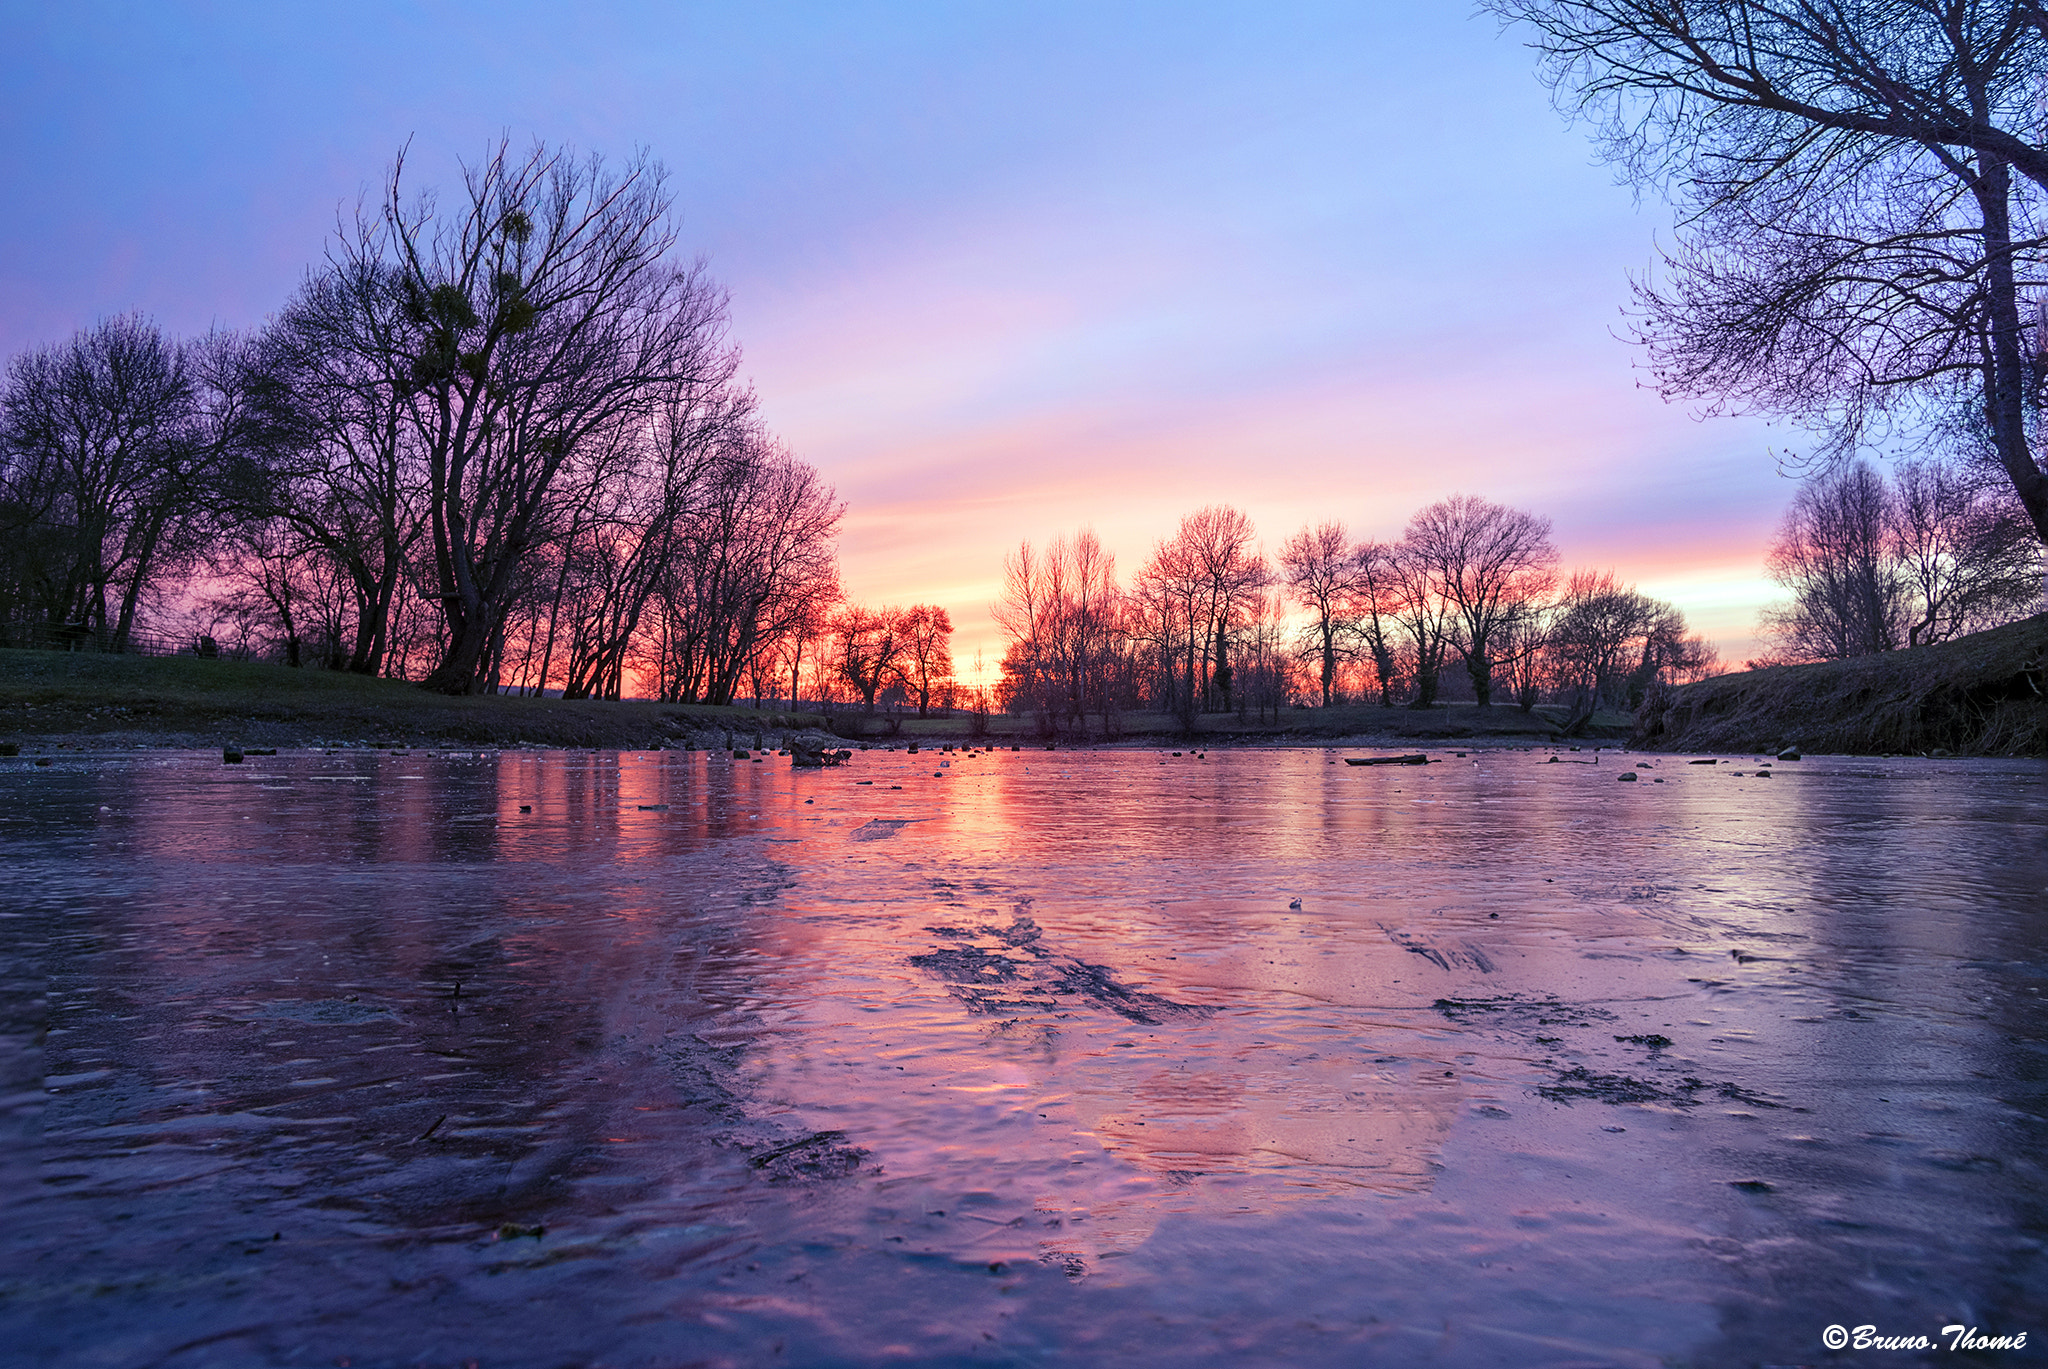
left=1632, top=612, right=2047, bottom=757
left=0, top=650, right=1630, bottom=754
left=0, top=650, right=824, bottom=752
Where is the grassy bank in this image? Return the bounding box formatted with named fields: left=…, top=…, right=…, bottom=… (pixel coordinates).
left=0, top=650, right=825, bottom=750
left=0, top=648, right=1627, bottom=751
left=1633, top=612, right=2047, bottom=757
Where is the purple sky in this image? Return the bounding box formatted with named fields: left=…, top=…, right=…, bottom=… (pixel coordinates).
left=1, top=2, right=1798, bottom=673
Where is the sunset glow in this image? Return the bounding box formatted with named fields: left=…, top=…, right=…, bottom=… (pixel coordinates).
left=2, top=3, right=1800, bottom=667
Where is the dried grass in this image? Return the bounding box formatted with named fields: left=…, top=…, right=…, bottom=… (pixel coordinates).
left=1634, top=613, right=2046, bottom=756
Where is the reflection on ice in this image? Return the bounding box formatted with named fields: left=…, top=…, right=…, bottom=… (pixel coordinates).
left=3, top=744, right=2045, bottom=1366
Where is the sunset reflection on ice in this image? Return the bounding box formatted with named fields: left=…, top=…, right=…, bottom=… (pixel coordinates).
left=5, top=743, right=2044, bottom=1367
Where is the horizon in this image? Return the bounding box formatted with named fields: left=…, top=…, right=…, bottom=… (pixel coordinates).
left=1, top=3, right=1800, bottom=677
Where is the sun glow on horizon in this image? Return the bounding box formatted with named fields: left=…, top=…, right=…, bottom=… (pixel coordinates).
left=4, top=5, right=1819, bottom=688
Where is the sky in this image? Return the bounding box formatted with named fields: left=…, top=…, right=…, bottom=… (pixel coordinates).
left=0, top=1, right=1800, bottom=676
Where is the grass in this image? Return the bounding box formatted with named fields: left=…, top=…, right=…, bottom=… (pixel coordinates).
left=1634, top=611, right=2047, bottom=756
left=0, top=648, right=1631, bottom=750
left=0, top=650, right=825, bottom=750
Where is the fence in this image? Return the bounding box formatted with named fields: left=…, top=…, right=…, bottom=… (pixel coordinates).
left=0, top=621, right=224, bottom=659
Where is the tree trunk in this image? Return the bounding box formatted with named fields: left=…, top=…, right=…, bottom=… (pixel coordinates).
left=422, top=604, right=496, bottom=694
left=1465, top=635, right=1493, bottom=707
left=1972, top=157, right=2048, bottom=546
left=347, top=538, right=402, bottom=677
left=112, top=506, right=171, bottom=652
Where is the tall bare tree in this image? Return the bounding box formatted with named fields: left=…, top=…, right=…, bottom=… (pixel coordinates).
left=1351, top=539, right=1405, bottom=706
left=0, top=316, right=238, bottom=649
left=1133, top=505, right=1266, bottom=717
left=833, top=605, right=906, bottom=713
left=1763, top=457, right=2038, bottom=658
left=1548, top=570, right=1667, bottom=728
left=242, top=259, right=429, bottom=675
left=1234, top=590, right=1299, bottom=721
left=892, top=605, right=955, bottom=717
left=1488, top=0, right=2048, bottom=548
left=1279, top=520, right=1366, bottom=707
left=993, top=539, right=1054, bottom=728
left=547, top=386, right=756, bottom=699
left=201, top=516, right=360, bottom=669
left=767, top=568, right=844, bottom=711
left=1400, top=495, right=1559, bottom=706
left=1486, top=2, right=2048, bottom=194
left=1386, top=539, right=1457, bottom=708
left=1130, top=530, right=1204, bottom=727
left=638, top=434, right=841, bottom=704
left=1891, top=456, right=2043, bottom=642
left=346, top=140, right=740, bottom=694
left=1765, top=462, right=1914, bottom=658
left=721, top=448, right=844, bottom=704
left=994, top=530, right=1131, bottom=736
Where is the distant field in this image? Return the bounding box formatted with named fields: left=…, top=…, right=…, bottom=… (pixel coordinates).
left=0, top=649, right=1632, bottom=751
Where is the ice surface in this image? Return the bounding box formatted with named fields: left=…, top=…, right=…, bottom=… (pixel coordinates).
left=3, top=745, right=2043, bottom=1365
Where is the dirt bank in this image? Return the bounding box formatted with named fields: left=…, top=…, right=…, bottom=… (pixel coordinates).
left=1632, top=613, right=2046, bottom=757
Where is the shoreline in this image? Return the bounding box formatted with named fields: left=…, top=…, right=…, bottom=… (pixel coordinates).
left=13, top=612, right=2039, bottom=759
left=0, top=648, right=1624, bottom=756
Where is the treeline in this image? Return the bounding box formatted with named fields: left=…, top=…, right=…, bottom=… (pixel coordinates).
left=0, top=142, right=844, bottom=701
left=1755, top=459, right=2041, bottom=665
left=8, top=147, right=2034, bottom=717
left=994, top=497, right=1719, bottom=738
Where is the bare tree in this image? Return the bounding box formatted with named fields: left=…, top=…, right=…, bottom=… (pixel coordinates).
left=787, top=597, right=841, bottom=708
left=1187, top=506, right=1268, bottom=712
left=1386, top=539, right=1456, bottom=708
left=1765, top=462, right=1913, bottom=658
left=202, top=517, right=358, bottom=669
left=1400, top=495, right=1559, bottom=706
left=833, top=605, right=906, bottom=712
left=1351, top=539, right=1405, bottom=706
left=1235, top=590, right=1299, bottom=722
left=1763, top=457, right=2039, bottom=659
left=243, top=259, right=429, bottom=675
left=346, top=140, right=740, bottom=694
left=892, top=605, right=955, bottom=717
left=1493, top=592, right=1559, bottom=712
left=992, top=539, right=1055, bottom=730
left=1547, top=570, right=1661, bottom=728
left=0, top=315, right=236, bottom=649
left=729, top=451, right=844, bottom=704
left=1132, top=506, right=1265, bottom=719
left=1488, top=0, right=2048, bottom=548
left=1057, top=531, right=1131, bottom=734
left=549, top=387, right=755, bottom=699
left=1485, top=2, right=2048, bottom=195
left=1632, top=133, right=2047, bottom=543
left=1279, top=520, right=1365, bottom=707
left=1891, top=456, right=2042, bottom=643
left=994, top=531, right=1132, bottom=737
left=634, top=434, right=841, bottom=704
left=1130, top=533, right=1204, bottom=727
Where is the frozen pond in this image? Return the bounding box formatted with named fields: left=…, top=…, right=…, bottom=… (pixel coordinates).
left=4, top=744, right=2046, bottom=1366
